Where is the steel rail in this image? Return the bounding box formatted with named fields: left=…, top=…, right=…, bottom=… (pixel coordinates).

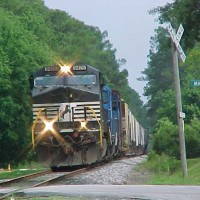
left=32, top=167, right=87, bottom=187
left=0, top=169, right=51, bottom=187
left=0, top=168, right=87, bottom=199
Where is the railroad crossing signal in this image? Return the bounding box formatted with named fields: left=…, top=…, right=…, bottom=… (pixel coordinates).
left=167, top=23, right=186, bottom=62
left=167, top=22, right=188, bottom=178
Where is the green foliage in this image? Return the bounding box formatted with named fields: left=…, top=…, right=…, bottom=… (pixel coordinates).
left=155, top=0, right=200, bottom=49
left=144, top=0, right=200, bottom=159
left=152, top=117, right=200, bottom=159
left=142, top=27, right=174, bottom=131
left=185, top=118, right=200, bottom=158
left=152, top=118, right=180, bottom=158
left=0, top=167, right=46, bottom=179
left=146, top=157, right=200, bottom=185
left=150, top=43, right=200, bottom=159
left=147, top=151, right=180, bottom=175
left=156, top=89, right=177, bottom=122
left=0, top=5, right=53, bottom=166
left=184, top=43, right=200, bottom=77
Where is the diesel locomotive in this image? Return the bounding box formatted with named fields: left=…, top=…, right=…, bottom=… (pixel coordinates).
left=30, top=64, right=146, bottom=168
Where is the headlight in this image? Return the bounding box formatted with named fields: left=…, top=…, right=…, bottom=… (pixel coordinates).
left=80, top=121, right=88, bottom=130
left=60, top=65, right=72, bottom=74
left=43, top=120, right=54, bottom=132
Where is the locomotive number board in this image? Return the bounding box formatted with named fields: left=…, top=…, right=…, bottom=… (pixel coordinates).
left=72, top=65, right=87, bottom=71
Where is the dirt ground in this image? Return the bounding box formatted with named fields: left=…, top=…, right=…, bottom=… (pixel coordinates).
left=125, top=166, right=150, bottom=185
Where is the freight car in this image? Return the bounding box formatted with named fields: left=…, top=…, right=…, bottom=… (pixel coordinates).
left=30, top=64, right=146, bottom=168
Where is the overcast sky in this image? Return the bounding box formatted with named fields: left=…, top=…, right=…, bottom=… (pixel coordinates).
left=44, top=0, right=174, bottom=102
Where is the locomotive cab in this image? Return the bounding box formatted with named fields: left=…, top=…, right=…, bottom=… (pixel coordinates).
left=30, top=64, right=108, bottom=167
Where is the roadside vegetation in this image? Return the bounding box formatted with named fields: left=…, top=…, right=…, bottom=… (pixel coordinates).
left=138, top=151, right=200, bottom=185
left=0, top=161, right=46, bottom=179
left=139, top=0, right=200, bottom=187
left=143, top=0, right=200, bottom=162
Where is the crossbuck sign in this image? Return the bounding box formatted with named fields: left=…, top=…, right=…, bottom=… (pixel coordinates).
left=167, top=23, right=186, bottom=62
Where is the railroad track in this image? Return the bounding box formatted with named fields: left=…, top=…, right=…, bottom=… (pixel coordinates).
left=0, top=169, right=51, bottom=187
left=0, top=168, right=87, bottom=199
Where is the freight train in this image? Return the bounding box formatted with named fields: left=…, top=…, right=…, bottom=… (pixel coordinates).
left=30, top=64, right=147, bottom=168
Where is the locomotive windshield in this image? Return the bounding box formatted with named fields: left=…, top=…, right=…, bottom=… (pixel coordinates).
left=68, top=75, right=96, bottom=85
left=34, top=74, right=96, bottom=87
left=34, top=76, right=64, bottom=87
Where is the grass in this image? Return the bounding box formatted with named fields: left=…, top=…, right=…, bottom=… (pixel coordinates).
left=141, top=154, right=200, bottom=185
left=0, top=162, right=47, bottom=179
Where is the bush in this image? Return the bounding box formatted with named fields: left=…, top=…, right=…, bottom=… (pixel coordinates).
left=185, top=118, right=200, bottom=158
left=152, top=117, right=180, bottom=158
left=152, top=117, right=200, bottom=159
left=147, top=151, right=180, bottom=175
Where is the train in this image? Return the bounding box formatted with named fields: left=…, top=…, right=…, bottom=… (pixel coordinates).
left=30, top=64, right=147, bottom=168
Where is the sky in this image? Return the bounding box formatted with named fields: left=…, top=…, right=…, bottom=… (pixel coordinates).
left=44, top=0, right=174, bottom=103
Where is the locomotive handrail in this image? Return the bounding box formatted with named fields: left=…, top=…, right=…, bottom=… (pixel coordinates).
left=85, top=106, right=103, bottom=147
left=31, top=108, right=45, bottom=149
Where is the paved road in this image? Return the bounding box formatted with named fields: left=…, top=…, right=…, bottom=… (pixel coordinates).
left=3, top=185, right=197, bottom=200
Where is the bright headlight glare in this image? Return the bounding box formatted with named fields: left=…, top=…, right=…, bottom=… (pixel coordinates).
left=60, top=65, right=71, bottom=74
left=44, top=120, right=54, bottom=131
left=80, top=121, right=87, bottom=129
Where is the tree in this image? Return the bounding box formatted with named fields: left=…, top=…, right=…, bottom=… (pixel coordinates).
left=145, top=0, right=200, bottom=158
left=0, top=8, right=53, bottom=166
left=142, top=27, right=174, bottom=130
left=153, top=117, right=179, bottom=158
left=182, top=43, right=200, bottom=123
left=184, top=118, right=200, bottom=158
left=152, top=0, right=200, bottom=49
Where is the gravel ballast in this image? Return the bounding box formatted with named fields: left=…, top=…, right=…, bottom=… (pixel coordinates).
left=65, top=155, right=148, bottom=185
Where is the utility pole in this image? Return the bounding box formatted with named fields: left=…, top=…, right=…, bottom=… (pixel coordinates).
left=167, top=23, right=188, bottom=177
